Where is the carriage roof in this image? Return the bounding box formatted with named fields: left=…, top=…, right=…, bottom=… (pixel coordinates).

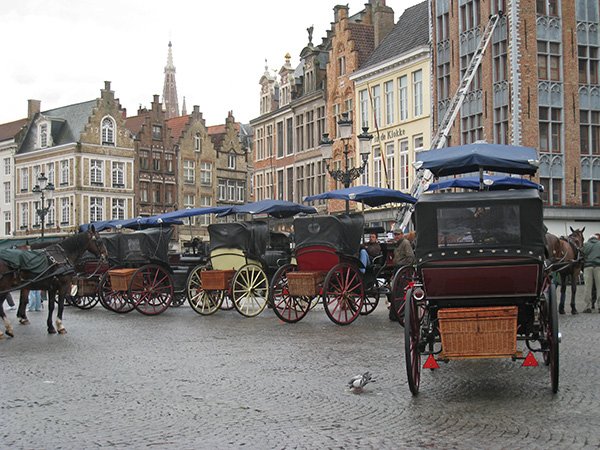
left=293, top=214, right=365, bottom=256
left=102, top=227, right=173, bottom=265
left=413, top=189, right=545, bottom=261
left=208, top=221, right=269, bottom=257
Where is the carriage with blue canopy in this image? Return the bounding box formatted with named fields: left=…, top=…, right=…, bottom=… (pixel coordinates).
left=395, top=143, right=559, bottom=395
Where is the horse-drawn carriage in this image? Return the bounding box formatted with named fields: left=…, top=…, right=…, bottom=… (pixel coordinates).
left=393, top=143, right=559, bottom=394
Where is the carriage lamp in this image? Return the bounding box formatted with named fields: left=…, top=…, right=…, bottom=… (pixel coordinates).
left=319, top=113, right=373, bottom=214
left=32, top=172, right=55, bottom=238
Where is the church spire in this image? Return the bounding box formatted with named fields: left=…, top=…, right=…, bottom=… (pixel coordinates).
left=181, top=96, right=187, bottom=116
left=162, top=41, right=179, bottom=119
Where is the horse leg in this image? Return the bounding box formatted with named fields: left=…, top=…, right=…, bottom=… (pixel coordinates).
left=56, top=292, right=66, bottom=335
left=558, top=274, right=567, bottom=314
left=570, top=275, right=578, bottom=314
left=47, top=290, right=56, bottom=334
left=0, top=295, right=13, bottom=338
left=17, top=289, right=30, bottom=325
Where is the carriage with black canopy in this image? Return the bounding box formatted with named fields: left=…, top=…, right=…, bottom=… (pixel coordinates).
left=268, top=213, right=367, bottom=325
left=395, top=143, right=559, bottom=395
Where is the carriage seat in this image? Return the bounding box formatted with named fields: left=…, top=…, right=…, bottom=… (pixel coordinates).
left=264, top=250, right=291, bottom=270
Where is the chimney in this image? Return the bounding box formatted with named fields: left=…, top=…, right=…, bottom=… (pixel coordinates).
left=372, top=2, right=395, bottom=47
left=104, top=81, right=112, bottom=91
left=28, top=99, right=41, bottom=119
left=334, top=5, right=348, bottom=23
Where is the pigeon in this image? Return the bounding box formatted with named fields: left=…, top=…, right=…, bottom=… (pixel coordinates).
left=348, top=371, right=376, bottom=393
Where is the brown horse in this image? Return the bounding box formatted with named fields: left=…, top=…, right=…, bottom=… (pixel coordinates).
left=0, top=227, right=107, bottom=337
left=545, top=227, right=585, bottom=315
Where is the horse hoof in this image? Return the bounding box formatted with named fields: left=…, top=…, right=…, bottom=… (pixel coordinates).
left=19, top=319, right=30, bottom=325
left=6, top=330, right=13, bottom=338
left=48, top=328, right=57, bottom=334
left=558, top=309, right=565, bottom=315
left=571, top=309, right=578, bottom=315
left=58, top=329, right=67, bottom=335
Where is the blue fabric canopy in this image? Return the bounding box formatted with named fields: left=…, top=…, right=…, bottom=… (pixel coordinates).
left=427, top=175, right=543, bottom=192
left=79, top=216, right=184, bottom=232
left=146, top=206, right=231, bottom=222
left=217, top=199, right=317, bottom=218
left=415, top=143, right=539, bottom=177
left=303, top=186, right=416, bottom=207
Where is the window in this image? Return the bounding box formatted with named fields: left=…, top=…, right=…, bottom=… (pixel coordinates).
left=20, top=203, right=28, bottom=228
left=373, top=147, right=382, bottom=187
left=277, top=170, right=284, bottom=200
left=194, top=135, right=201, bottom=152
left=399, top=139, right=409, bottom=191
left=33, top=201, right=41, bottom=227
left=101, top=117, right=115, bottom=145
left=462, top=113, right=483, bottom=144
left=228, top=152, right=236, bottom=170
left=4, top=158, right=10, bottom=175
left=360, top=89, right=369, bottom=129
left=184, top=194, right=195, bottom=209
left=438, top=61, right=451, bottom=100
left=316, top=107, right=326, bottom=143
left=267, top=125, right=274, bottom=157
left=20, top=168, right=28, bottom=192
left=200, top=162, right=212, bottom=185
left=152, top=152, right=161, bottom=171
left=60, top=198, right=70, bottom=225
left=4, top=211, right=10, bottom=236
left=386, top=142, right=395, bottom=189
left=199, top=195, right=212, bottom=225
left=537, top=41, right=561, bottom=81
left=46, top=162, right=54, bottom=187
left=398, top=76, right=408, bottom=121
left=317, top=161, right=327, bottom=196
left=338, top=56, right=346, bottom=76
left=413, top=70, right=423, bottom=116
left=459, top=0, right=481, bottom=31
left=385, top=80, right=394, bottom=125
left=579, top=45, right=600, bottom=85
left=286, top=118, right=293, bottom=155
left=277, top=122, right=284, bottom=158
left=152, top=125, right=162, bottom=140
left=493, top=40, right=508, bottom=83
left=112, top=199, right=125, bottom=220
left=255, top=174, right=263, bottom=201
left=227, top=180, right=235, bottom=201
left=237, top=181, right=245, bottom=203
left=90, top=159, right=103, bottom=185
left=256, top=128, right=264, bottom=160
left=165, top=185, right=174, bottom=204
left=306, top=162, right=315, bottom=197
left=540, top=177, right=563, bottom=206
left=183, top=160, right=195, bottom=183
left=306, top=111, right=315, bottom=149
left=295, top=115, right=304, bottom=152
left=372, top=85, right=381, bottom=128
left=4, top=182, right=10, bottom=204
left=140, top=182, right=149, bottom=202
left=345, top=99, right=353, bottom=122
left=294, top=166, right=301, bottom=202
left=536, top=0, right=558, bottom=16
left=90, top=197, right=103, bottom=222
left=165, top=153, right=174, bottom=173
left=139, top=150, right=149, bottom=170
left=580, top=110, right=600, bottom=155
left=494, top=106, right=509, bottom=145
left=218, top=180, right=226, bottom=201
left=39, top=123, right=48, bottom=148
left=112, top=162, right=125, bottom=187
left=153, top=184, right=161, bottom=204
left=539, top=106, right=562, bottom=153
left=60, top=160, right=70, bottom=185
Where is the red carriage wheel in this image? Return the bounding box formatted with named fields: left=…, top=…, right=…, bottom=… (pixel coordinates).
left=186, top=265, right=223, bottom=316
left=269, top=264, right=311, bottom=324
left=404, top=288, right=421, bottom=395
left=322, top=262, right=364, bottom=326
left=129, top=264, right=174, bottom=316
left=99, top=271, right=134, bottom=313
left=390, top=266, right=417, bottom=326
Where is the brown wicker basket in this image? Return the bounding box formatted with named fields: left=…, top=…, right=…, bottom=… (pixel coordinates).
left=108, top=268, right=139, bottom=291
left=287, top=271, right=325, bottom=297
left=438, top=306, right=518, bottom=359
left=201, top=270, right=235, bottom=290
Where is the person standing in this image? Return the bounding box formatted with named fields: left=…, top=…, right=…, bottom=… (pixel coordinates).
left=582, top=233, right=600, bottom=313
left=27, top=290, right=42, bottom=312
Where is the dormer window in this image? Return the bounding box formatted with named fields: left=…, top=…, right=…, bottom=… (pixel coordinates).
left=152, top=125, right=162, bottom=140
left=39, top=123, right=48, bottom=148
left=102, top=116, right=115, bottom=145
left=228, top=151, right=236, bottom=170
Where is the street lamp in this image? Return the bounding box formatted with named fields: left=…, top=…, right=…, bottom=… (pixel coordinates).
left=319, top=112, right=373, bottom=213
left=32, top=172, right=55, bottom=238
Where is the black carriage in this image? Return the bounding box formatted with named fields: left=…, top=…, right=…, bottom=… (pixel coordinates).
left=394, top=143, right=559, bottom=395
left=269, top=214, right=366, bottom=325
left=186, top=221, right=279, bottom=317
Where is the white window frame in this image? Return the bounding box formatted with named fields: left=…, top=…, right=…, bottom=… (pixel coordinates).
left=200, top=162, right=212, bottom=185
left=399, top=139, right=409, bottom=191
left=60, top=160, right=70, bottom=185
left=413, top=70, right=423, bottom=116
left=228, top=152, right=236, bottom=170
left=60, top=197, right=70, bottom=225
left=183, top=160, right=195, bottom=183
left=398, top=76, right=408, bottom=121
left=386, top=142, right=395, bottom=189
left=20, top=168, right=29, bottom=192
left=39, top=123, right=48, bottom=148
left=90, top=159, right=103, bottom=185
left=101, top=116, right=116, bottom=145
left=112, top=198, right=125, bottom=220
left=90, top=197, right=103, bottom=222
left=385, top=80, right=394, bottom=125
left=112, top=161, right=125, bottom=187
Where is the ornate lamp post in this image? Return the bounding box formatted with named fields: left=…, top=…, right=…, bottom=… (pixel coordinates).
left=32, top=172, right=55, bottom=238
left=319, top=112, right=373, bottom=213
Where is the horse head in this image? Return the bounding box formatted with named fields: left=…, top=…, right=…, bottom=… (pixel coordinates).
left=568, top=227, right=585, bottom=250
left=87, top=225, right=108, bottom=261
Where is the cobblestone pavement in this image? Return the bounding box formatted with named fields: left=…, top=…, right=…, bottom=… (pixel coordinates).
left=1, top=288, right=599, bottom=449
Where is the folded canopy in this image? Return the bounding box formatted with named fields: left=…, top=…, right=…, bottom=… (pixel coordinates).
left=79, top=216, right=184, bottom=232
left=217, top=199, right=317, bottom=218
left=427, top=175, right=543, bottom=192
left=303, top=185, right=416, bottom=207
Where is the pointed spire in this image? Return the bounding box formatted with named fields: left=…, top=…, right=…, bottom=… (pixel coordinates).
left=162, top=41, right=179, bottom=119
left=181, top=96, right=187, bottom=116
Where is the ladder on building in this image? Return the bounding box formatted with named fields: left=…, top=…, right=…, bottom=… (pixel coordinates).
left=396, top=12, right=503, bottom=232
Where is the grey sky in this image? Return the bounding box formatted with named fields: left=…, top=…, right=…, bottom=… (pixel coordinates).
left=0, top=0, right=423, bottom=126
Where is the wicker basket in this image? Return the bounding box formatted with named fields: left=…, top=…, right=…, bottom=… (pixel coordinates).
left=438, top=306, right=518, bottom=359
left=287, top=271, right=325, bottom=297
left=108, top=268, right=139, bottom=291
left=77, top=278, right=98, bottom=296
left=201, top=270, right=235, bottom=290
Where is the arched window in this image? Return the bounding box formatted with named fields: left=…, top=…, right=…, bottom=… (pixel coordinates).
left=101, top=117, right=115, bottom=145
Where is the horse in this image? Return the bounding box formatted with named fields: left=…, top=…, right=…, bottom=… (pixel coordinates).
left=545, top=227, right=585, bottom=315
left=0, top=226, right=107, bottom=337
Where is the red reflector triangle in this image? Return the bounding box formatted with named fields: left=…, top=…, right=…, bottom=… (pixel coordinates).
left=423, top=354, right=440, bottom=369
left=522, top=352, right=538, bottom=367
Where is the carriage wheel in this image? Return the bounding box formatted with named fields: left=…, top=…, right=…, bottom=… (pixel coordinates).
left=71, top=294, right=99, bottom=310
left=322, top=263, right=364, bottom=326
left=361, top=278, right=381, bottom=316
left=186, top=265, right=224, bottom=316
left=99, top=271, right=134, bottom=313
left=269, top=264, right=311, bottom=324
left=129, top=264, right=174, bottom=316
left=404, top=288, right=421, bottom=395
left=231, top=264, right=269, bottom=317
left=545, top=283, right=560, bottom=393
left=390, top=266, right=417, bottom=326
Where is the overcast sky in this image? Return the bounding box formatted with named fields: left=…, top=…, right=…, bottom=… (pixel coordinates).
left=0, top=0, right=424, bottom=126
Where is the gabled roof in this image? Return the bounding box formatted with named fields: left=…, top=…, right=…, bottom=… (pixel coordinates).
left=348, top=22, right=375, bottom=67
left=125, top=115, right=146, bottom=137
left=166, top=115, right=190, bottom=142
left=360, top=0, right=429, bottom=70
left=18, top=100, right=97, bottom=154
left=0, top=118, right=27, bottom=142
left=208, top=122, right=240, bottom=151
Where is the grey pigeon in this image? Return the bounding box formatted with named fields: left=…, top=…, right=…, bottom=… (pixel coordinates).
left=348, top=371, right=376, bottom=392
